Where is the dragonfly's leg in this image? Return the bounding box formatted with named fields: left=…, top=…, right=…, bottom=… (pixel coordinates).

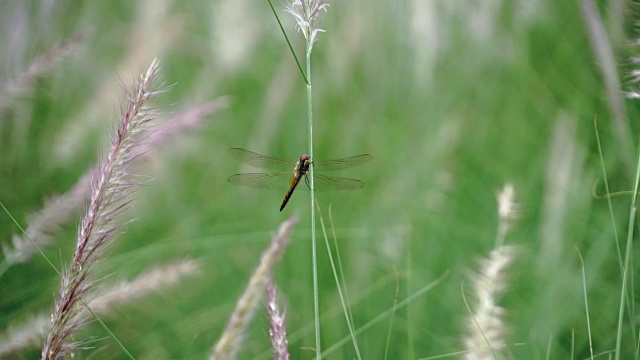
left=304, top=174, right=311, bottom=189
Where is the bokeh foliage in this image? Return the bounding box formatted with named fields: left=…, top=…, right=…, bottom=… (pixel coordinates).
left=1, top=0, right=639, bottom=359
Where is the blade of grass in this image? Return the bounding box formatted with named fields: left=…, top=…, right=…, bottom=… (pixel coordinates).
left=266, top=0, right=308, bottom=84
left=315, top=200, right=361, bottom=359
left=328, top=204, right=357, bottom=331
left=614, top=146, right=640, bottom=360
left=383, top=268, right=400, bottom=360
left=417, top=343, right=526, bottom=360
left=594, top=117, right=623, bottom=274
left=320, top=271, right=449, bottom=358
left=576, top=247, right=594, bottom=360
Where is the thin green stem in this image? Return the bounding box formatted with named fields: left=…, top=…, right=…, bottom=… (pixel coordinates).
left=595, top=118, right=637, bottom=351
left=0, top=201, right=60, bottom=276
left=306, top=43, right=321, bottom=360
left=594, top=118, right=623, bottom=273
left=615, top=147, right=640, bottom=360
left=266, top=0, right=308, bottom=85
left=328, top=205, right=357, bottom=343
left=316, top=201, right=362, bottom=359
left=82, top=299, right=135, bottom=359
left=321, top=272, right=449, bottom=358
left=383, top=269, right=400, bottom=360
left=576, top=248, right=594, bottom=360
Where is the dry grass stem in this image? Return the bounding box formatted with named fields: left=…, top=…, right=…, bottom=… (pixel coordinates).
left=41, top=58, right=163, bottom=360
left=209, top=216, right=297, bottom=360
left=266, top=280, right=290, bottom=360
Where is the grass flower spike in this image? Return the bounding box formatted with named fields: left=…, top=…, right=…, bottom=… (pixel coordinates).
left=285, top=0, right=329, bottom=52
left=266, top=281, right=290, bottom=360
left=41, top=59, right=163, bottom=360
left=463, top=184, right=520, bottom=359
left=210, top=216, right=297, bottom=360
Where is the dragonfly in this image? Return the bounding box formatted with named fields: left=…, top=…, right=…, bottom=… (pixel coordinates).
left=227, top=148, right=372, bottom=211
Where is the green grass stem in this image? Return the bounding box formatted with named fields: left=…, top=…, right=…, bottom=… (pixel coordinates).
left=316, top=201, right=362, bottom=359
left=615, top=147, right=640, bottom=360
left=576, top=248, right=594, bottom=360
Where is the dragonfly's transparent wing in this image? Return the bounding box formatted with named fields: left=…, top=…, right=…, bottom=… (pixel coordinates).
left=228, top=148, right=294, bottom=170
left=227, top=172, right=292, bottom=190
left=311, top=174, right=366, bottom=191
left=314, top=154, right=372, bottom=171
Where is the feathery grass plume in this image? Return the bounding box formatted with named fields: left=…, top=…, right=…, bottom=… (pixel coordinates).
left=2, top=99, right=225, bottom=267
left=147, top=97, right=229, bottom=146
left=285, top=0, right=329, bottom=52
left=0, top=33, right=84, bottom=114
left=88, top=259, right=200, bottom=313
left=580, top=0, right=634, bottom=177
left=41, top=58, right=164, bottom=360
left=2, top=172, right=90, bottom=265
left=463, top=246, right=517, bottom=360
left=210, top=216, right=297, bottom=360
left=0, top=315, right=49, bottom=358
left=495, top=183, right=520, bottom=249
left=0, top=259, right=197, bottom=357
left=463, top=184, right=519, bottom=360
left=266, top=280, right=290, bottom=360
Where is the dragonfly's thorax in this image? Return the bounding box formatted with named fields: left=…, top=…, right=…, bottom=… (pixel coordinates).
left=296, top=154, right=311, bottom=177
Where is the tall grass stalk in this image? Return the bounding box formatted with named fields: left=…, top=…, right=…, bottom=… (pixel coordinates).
left=615, top=149, right=640, bottom=360
left=306, top=45, right=322, bottom=359
left=280, top=1, right=328, bottom=357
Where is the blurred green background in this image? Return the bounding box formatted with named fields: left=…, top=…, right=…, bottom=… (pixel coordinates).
left=1, top=0, right=639, bottom=359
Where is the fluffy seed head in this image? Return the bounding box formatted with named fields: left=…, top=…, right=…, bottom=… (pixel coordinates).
left=285, top=0, right=329, bottom=50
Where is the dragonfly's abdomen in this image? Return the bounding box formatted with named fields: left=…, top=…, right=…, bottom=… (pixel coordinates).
left=279, top=158, right=311, bottom=211
left=280, top=175, right=302, bottom=211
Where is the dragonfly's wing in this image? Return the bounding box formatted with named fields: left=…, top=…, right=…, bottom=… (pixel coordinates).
left=314, top=154, right=373, bottom=171
left=227, top=173, right=292, bottom=190
left=228, top=148, right=294, bottom=170
left=311, top=174, right=366, bottom=191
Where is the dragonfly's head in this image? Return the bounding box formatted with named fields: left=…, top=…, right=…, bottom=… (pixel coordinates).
left=300, top=154, right=310, bottom=165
